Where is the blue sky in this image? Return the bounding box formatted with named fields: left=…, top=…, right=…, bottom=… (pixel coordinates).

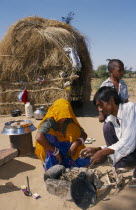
left=0, top=0, right=136, bottom=70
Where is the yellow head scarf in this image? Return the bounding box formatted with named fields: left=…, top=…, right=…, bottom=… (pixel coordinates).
left=38, top=98, right=80, bottom=128
left=35, top=98, right=86, bottom=161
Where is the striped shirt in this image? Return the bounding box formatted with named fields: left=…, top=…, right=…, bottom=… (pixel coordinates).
left=101, top=77, right=129, bottom=102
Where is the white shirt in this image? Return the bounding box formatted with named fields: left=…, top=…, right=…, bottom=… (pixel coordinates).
left=100, top=78, right=129, bottom=102
left=105, top=102, right=136, bottom=164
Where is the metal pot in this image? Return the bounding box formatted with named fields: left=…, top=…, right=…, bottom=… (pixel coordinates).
left=1, top=120, right=36, bottom=135
left=34, top=107, right=46, bottom=120
left=11, top=109, right=22, bottom=117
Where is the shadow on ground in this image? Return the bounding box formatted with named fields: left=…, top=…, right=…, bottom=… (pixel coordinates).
left=71, top=100, right=99, bottom=117
left=0, top=159, right=35, bottom=179
left=0, top=184, right=20, bottom=194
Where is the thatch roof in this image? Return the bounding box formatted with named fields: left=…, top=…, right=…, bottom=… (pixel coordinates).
left=0, top=16, right=92, bottom=81
left=0, top=16, right=93, bottom=115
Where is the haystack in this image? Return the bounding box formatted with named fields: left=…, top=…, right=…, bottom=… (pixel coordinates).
left=0, top=16, right=93, bottom=115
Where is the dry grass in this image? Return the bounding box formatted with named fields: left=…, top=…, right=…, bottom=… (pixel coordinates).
left=0, top=16, right=93, bottom=114
left=0, top=16, right=92, bottom=83
left=124, top=78, right=136, bottom=102
left=91, top=78, right=136, bottom=103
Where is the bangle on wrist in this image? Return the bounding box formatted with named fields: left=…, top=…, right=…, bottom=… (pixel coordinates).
left=53, top=147, right=57, bottom=154
left=53, top=147, right=59, bottom=156
left=78, top=138, right=84, bottom=145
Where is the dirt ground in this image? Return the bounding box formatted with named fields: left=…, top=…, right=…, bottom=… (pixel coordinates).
left=0, top=78, right=136, bottom=210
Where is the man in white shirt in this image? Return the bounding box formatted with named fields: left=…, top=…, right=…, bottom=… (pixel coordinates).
left=80, top=86, right=136, bottom=182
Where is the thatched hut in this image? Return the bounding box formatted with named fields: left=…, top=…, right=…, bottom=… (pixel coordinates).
left=0, top=16, right=93, bottom=115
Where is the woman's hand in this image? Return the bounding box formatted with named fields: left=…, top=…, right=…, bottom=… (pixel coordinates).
left=55, top=152, right=62, bottom=165
left=80, top=147, right=101, bottom=158
left=66, top=142, right=79, bottom=158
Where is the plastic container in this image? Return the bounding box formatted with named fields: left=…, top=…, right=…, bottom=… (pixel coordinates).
left=25, top=102, right=33, bottom=118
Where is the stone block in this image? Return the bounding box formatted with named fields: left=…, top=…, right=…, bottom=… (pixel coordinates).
left=0, top=148, right=18, bottom=166
left=44, top=165, right=65, bottom=180
left=46, top=178, right=72, bottom=200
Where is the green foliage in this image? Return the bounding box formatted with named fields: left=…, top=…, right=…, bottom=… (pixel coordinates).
left=97, top=65, right=108, bottom=78
left=93, top=65, right=136, bottom=79
left=93, top=65, right=109, bottom=78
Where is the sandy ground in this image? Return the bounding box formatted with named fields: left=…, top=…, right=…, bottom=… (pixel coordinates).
left=0, top=101, right=136, bottom=210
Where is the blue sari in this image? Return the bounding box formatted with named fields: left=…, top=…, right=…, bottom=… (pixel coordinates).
left=44, top=134, right=90, bottom=171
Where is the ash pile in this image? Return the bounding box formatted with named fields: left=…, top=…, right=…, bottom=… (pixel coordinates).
left=45, top=165, right=103, bottom=209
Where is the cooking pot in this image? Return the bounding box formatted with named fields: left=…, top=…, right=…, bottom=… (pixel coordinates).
left=34, top=107, right=46, bottom=120
left=1, top=120, right=36, bottom=135
left=11, top=109, right=22, bottom=117
left=71, top=172, right=96, bottom=209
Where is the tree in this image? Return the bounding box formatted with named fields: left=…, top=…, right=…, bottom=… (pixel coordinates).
left=124, top=66, right=133, bottom=78
left=61, top=12, right=74, bottom=24
left=96, top=65, right=108, bottom=78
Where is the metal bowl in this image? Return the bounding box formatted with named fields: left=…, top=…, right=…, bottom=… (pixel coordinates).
left=1, top=120, right=36, bottom=135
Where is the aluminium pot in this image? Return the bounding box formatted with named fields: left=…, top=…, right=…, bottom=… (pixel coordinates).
left=1, top=120, right=36, bottom=135
left=34, top=107, right=46, bottom=120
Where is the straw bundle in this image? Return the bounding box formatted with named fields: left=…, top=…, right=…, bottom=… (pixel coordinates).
left=0, top=16, right=93, bottom=114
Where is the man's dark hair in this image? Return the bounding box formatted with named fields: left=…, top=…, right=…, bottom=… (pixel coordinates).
left=93, top=86, right=122, bottom=105
left=107, top=59, right=124, bottom=72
